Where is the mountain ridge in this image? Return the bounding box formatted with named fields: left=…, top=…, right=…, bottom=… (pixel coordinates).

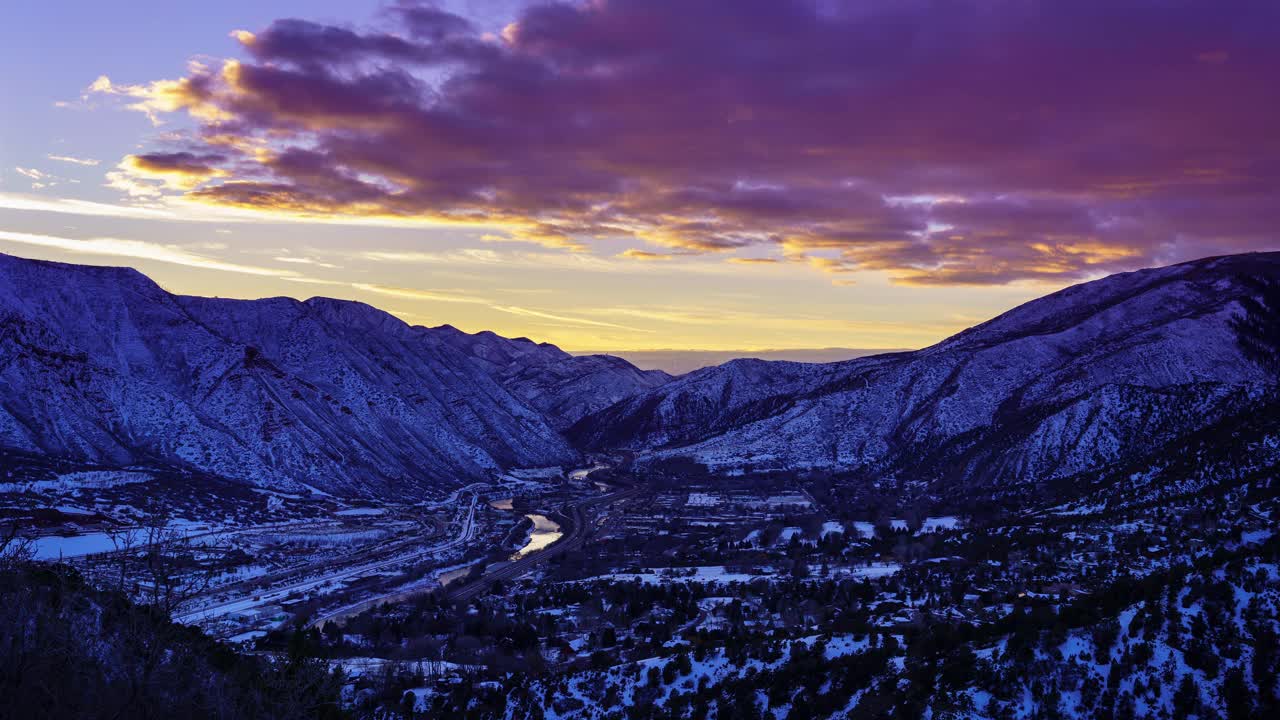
left=0, top=252, right=665, bottom=496
left=569, top=251, right=1280, bottom=493
left=573, top=348, right=913, bottom=375
left=3, top=249, right=1276, bottom=499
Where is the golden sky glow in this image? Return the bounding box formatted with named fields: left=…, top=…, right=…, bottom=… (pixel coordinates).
left=3, top=0, right=1275, bottom=352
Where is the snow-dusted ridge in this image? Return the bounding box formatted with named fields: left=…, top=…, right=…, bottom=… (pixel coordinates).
left=0, top=252, right=666, bottom=497
left=3, top=250, right=1277, bottom=499
left=570, top=252, right=1280, bottom=492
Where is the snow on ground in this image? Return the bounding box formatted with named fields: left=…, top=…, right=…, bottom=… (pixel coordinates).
left=227, top=630, right=267, bottom=644
left=31, top=532, right=117, bottom=560
left=505, top=467, right=564, bottom=480
left=333, top=657, right=478, bottom=679
left=846, top=517, right=960, bottom=538
left=260, top=529, right=389, bottom=546
left=0, top=470, right=153, bottom=493
left=920, top=516, right=961, bottom=533
left=1241, top=528, right=1274, bottom=545
left=698, top=596, right=737, bottom=611
left=573, top=563, right=900, bottom=586
left=741, top=492, right=812, bottom=509
left=334, top=507, right=387, bottom=517
left=543, top=632, right=889, bottom=718
left=583, top=566, right=767, bottom=586
left=167, top=517, right=224, bottom=534
left=686, top=492, right=720, bottom=507
left=1048, top=502, right=1106, bottom=516
left=215, top=564, right=270, bottom=583
left=833, top=563, right=902, bottom=579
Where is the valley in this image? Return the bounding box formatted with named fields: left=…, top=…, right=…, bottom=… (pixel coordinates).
left=8, top=0, right=1280, bottom=716
left=2, top=251, right=1278, bottom=719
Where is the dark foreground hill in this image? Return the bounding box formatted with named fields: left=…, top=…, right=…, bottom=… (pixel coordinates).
left=0, top=562, right=343, bottom=720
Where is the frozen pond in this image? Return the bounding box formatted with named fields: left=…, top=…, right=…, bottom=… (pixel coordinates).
left=31, top=532, right=117, bottom=560
left=510, top=514, right=561, bottom=560
left=489, top=498, right=514, bottom=510
left=30, top=523, right=235, bottom=561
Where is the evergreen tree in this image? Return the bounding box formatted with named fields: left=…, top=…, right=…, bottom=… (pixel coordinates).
left=1231, top=276, right=1280, bottom=373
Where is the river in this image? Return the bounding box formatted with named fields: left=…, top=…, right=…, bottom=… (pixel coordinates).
left=510, top=514, right=562, bottom=560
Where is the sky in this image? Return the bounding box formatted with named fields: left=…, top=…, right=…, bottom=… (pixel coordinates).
left=1, top=0, right=1277, bottom=352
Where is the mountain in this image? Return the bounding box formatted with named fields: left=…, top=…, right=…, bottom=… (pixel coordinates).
left=4, top=249, right=1275, bottom=500
left=429, top=325, right=670, bottom=429
left=570, top=252, right=1280, bottom=493
left=575, top=348, right=911, bottom=375
left=0, top=253, right=665, bottom=496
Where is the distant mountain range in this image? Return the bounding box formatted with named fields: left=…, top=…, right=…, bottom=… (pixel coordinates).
left=573, top=348, right=910, bottom=375
left=1, top=250, right=1276, bottom=499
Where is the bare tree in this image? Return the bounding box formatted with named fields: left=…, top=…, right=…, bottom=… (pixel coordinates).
left=137, top=516, right=227, bottom=616
left=91, top=510, right=229, bottom=617
left=0, top=488, right=39, bottom=568
left=0, top=517, right=34, bottom=567
left=106, top=524, right=143, bottom=592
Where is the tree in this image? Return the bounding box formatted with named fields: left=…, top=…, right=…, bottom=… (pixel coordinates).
left=1222, top=667, right=1253, bottom=720
left=106, top=524, right=143, bottom=592
left=0, top=517, right=34, bottom=567
left=1230, top=276, right=1280, bottom=373
left=138, top=517, right=223, bottom=615
left=0, top=562, right=345, bottom=720
left=1172, top=674, right=1200, bottom=720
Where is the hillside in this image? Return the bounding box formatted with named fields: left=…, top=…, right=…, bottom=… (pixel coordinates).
left=0, top=253, right=666, bottom=497
left=0, top=562, right=344, bottom=719
left=571, top=253, right=1280, bottom=495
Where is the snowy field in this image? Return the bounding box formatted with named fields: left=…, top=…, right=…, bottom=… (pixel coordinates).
left=575, top=563, right=900, bottom=586
left=685, top=492, right=721, bottom=507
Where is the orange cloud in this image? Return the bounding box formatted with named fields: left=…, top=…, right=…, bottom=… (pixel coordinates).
left=618, top=249, right=674, bottom=261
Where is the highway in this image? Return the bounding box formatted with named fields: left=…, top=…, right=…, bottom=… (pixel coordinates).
left=302, top=495, right=488, bottom=629
left=179, top=492, right=482, bottom=626
left=184, top=474, right=637, bottom=634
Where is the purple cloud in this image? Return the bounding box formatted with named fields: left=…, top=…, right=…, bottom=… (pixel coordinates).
left=102, top=0, right=1280, bottom=283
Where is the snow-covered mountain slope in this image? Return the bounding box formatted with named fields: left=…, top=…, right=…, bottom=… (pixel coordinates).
left=425, top=324, right=670, bottom=429
left=570, top=252, right=1280, bottom=490
left=0, top=253, right=664, bottom=496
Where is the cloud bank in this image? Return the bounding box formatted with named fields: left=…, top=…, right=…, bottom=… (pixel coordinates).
left=95, top=0, right=1280, bottom=284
